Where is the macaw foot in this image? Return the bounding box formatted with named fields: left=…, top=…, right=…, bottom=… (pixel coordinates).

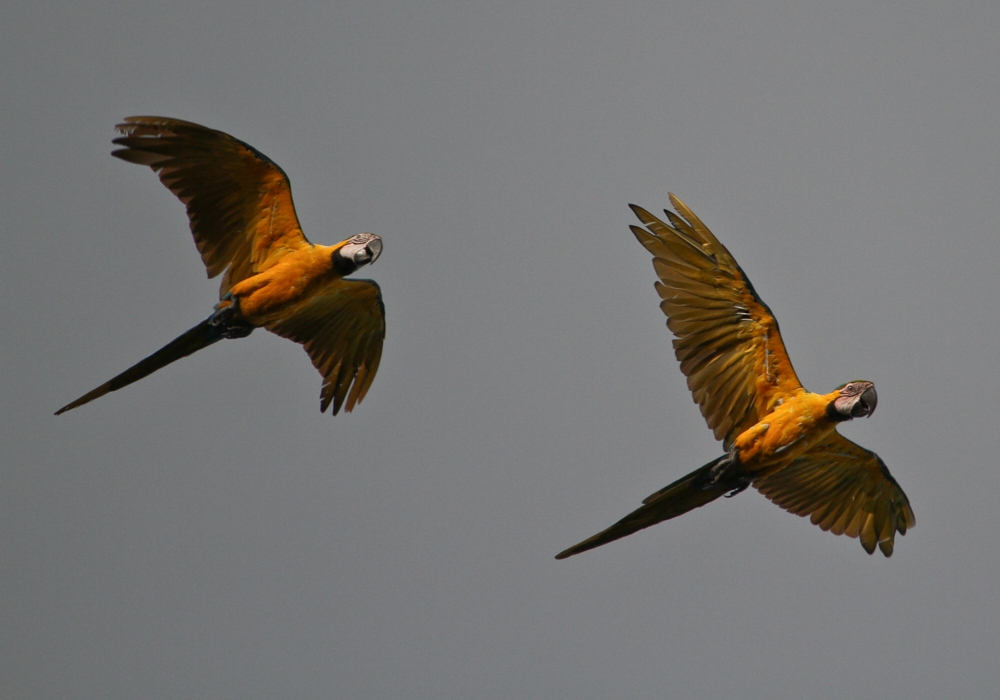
left=209, top=296, right=255, bottom=339
left=706, top=449, right=737, bottom=483
left=724, top=479, right=751, bottom=498
left=703, top=448, right=750, bottom=497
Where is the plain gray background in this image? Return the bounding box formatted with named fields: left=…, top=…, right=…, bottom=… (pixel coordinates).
left=3, top=1, right=999, bottom=698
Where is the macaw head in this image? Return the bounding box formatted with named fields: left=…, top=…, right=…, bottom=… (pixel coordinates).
left=333, top=233, right=383, bottom=276
left=831, top=380, right=878, bottom=420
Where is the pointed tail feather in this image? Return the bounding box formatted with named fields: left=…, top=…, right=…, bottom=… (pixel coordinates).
left=555, top=456, right=738, bottom=560
left=55, top=319, right=227, bottom=415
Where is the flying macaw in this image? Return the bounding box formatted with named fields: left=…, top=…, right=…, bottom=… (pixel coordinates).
left=557, top=194, right=914, bottom=559
left=56, top=117, right=385, bottom=416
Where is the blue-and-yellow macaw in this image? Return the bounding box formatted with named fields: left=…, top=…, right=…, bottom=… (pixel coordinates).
left=557, top=195, right=913, bottom=558
left=56, top=117, right=385, bottom=416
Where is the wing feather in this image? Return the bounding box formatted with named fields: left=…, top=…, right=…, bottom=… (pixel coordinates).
left=754, top=432, right=914, bottom=556
left=112, top=116, right=309, bottom=297
left=631, top=195, right=803, bottom=448
left=264, top=279, right=385, bottom=415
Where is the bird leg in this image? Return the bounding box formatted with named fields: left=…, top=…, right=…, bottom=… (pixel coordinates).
left=724, top=479, right=752, bottom=498
left=702, top=448, right=751, bottom=497
left=209, top=295, right=255, bottom=339
left=706, top=448, right=737, bottom=483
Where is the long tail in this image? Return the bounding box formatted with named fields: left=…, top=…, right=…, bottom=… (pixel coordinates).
left=55, top=319, right=228, bottom=415
left=555, top=455, right=743, bottom=559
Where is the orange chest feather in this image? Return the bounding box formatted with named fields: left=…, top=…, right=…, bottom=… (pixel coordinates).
left=733, top=392, right=834, bottom=470
left=230, top=245, right=336, bottom=322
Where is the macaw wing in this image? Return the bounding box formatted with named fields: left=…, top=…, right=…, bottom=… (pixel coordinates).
left=264, top=278, right=385, bottom=415
left=630, top=194, right=803, bottom=449
left=112, top=116, right=309, bottom=297
left=754, top=432, right=915, bottom=556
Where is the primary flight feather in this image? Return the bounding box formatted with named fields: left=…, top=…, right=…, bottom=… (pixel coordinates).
left=56, top=117, right=385, bottom=416
left=556, top=194, right=913, bottom=559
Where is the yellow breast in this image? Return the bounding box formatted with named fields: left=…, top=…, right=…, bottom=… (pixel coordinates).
left=733, top=392, right=834, bottom=471
left=231, top=245, right=337, bottom=322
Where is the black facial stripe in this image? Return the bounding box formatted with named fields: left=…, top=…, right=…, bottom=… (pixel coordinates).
left=333, top=251, right=359, bottom=276
left=825, top=401, right=852, bottom=422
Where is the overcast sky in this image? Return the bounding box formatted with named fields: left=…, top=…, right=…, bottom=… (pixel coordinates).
left=4, top=1, right=1000, bottom=698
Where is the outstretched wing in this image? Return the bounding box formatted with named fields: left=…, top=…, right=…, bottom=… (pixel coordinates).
left=754, top=432, right=915, bottom=556
left=264, top=278, right=385, bottom=415
left=112, top=116, right=309, bottom=297
left=630, top=194, right=803, bottom=449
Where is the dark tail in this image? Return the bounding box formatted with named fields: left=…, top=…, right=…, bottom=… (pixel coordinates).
left=555, top=455, right=742, bottom=559
left=55, top=319, right=228, bottom=415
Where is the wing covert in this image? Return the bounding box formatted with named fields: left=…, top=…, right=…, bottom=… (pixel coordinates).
left=112, top=116, right=309, bottom=297
left=630, top=194, right=803, bottom=448
left=264, top=278, right=385, bottom=415
left=754, top=433, right=915, bottom=556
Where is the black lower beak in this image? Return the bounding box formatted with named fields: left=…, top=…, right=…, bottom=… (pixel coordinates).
left=860, top=385, right=878, bottom=417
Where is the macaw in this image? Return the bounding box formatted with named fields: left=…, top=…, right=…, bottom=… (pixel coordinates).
left=557, top=194, right=913, bottom=559
left=56, top=117, right=385, bottom=416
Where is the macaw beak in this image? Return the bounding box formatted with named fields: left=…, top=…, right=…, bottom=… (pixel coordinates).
left=338, top=234, right=383, bottom=270
left=364, top=237, right=382, bottom=265
left=855, top=385, right=878, bottom=418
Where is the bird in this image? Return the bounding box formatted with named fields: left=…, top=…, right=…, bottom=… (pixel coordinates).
left=556, top=194, right=913, bottom=559
left=55, top=116, right=386, bottom=417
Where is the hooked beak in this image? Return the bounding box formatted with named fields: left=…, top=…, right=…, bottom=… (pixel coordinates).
left=854, top=385, right=878, bottom=418
left=362, top=237, right=382, bottom=265
left=338, top=234, right=383, bottom=271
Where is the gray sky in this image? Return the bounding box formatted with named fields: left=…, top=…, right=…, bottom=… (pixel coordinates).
left=4, top=1, right=1000, bottom=698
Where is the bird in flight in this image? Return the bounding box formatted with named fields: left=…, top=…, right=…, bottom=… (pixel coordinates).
left=557, top=194, right=913, bottom=559
left=56, top=117, right=385, bottom=416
